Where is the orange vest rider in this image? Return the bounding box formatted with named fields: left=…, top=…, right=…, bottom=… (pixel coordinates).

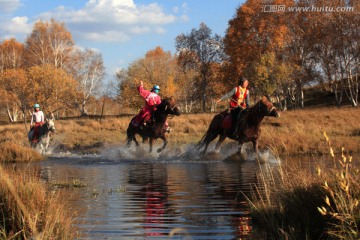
left=217, top=77, right=250, bottom=110
left=230, top=85, right=249, bottom=109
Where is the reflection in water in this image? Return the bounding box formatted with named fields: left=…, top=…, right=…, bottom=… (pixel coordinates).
left=25, top=151, right=274, bottom=239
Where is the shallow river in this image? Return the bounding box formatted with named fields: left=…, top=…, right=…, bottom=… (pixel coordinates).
left=28, top=145, right=283, bottom=239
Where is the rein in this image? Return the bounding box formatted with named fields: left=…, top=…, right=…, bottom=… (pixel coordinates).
left=156, top=101, right=177, bottom=119
left=242, top=101, right=276, bottom=115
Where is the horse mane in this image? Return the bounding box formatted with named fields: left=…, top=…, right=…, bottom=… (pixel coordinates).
left=237, top=96, right=270, bottom=126
left=156, top=96, right=173, bottom=110
left=247, top=96, right=271, bottom=112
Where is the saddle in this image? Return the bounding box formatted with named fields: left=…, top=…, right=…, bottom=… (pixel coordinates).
left=221, top=108, right=241, bottom=130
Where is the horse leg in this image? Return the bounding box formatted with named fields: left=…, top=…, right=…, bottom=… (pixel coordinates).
left=202, top=133, right=218, bottom=154
left=126, top=127, right=133, bottom=147
left=127, top=126, right=139, bottom=147
left=252, top=140, right=260, bottom=163
left=44, top=134, right=50, bottom=153
left=38, top=141, right=44, bottom=154
left=214, top=134, right=226, bottom=152
left=149, top=138, right=154, bottom=153
left=157, top=136, right=167, bottom=153
left=133, top=136, right=139, bottom=147
left=237, top=142, right=243, bottom=155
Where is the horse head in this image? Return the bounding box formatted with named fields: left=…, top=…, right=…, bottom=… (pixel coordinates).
left=45, top=113, right=56, bottom=133
left=258, top=96, right=280, bottom=118
left=160, top=97, right=181, bottom=116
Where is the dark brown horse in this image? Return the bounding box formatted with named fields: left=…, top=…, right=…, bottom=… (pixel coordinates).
left=197, top=96, right=279, bottom=158
left=126, top=97, right=181, bottom=153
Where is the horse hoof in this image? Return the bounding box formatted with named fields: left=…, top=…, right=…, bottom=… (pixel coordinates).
left=157, top=148, right=163, bottom=153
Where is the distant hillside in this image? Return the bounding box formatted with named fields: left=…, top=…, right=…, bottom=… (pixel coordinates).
left=303, top=86, right=358, bottom=108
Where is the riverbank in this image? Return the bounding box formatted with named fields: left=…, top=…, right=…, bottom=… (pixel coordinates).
left=249, top=134, right=360, bottom=239
left=2, top=106, right=360, bottom=158
left=0, top=166, right=79, bottom=239
left=0, top=107, right=359, bottom=238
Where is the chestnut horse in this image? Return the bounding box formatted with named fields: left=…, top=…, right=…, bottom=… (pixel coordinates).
left=197, top=96, right=279, bottom=158
left=126, top=97, right=181, bottom=153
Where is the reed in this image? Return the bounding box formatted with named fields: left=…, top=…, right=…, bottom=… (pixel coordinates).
left=246, top=132, right=360, bottom=239
left=0, top=142, right=42, bottom=162
left=0, top=166, right=79, bottom=239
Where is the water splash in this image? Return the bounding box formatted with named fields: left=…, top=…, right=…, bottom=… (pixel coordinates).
left=100, top=142, right=281, bottom=165
left=47, top=141, right=281, bottom=165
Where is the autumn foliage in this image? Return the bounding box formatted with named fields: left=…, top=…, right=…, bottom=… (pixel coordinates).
left=0, top=19, right=105, bottom=122
left=1, top=0, right=360, bottom=123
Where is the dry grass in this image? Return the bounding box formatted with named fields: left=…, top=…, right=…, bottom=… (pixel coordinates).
left=0, top=166, right=79, bottom=239
left=0, top=107, right=359, bottom=238
left=0, top=142, right=42, bottom=162
left=1, top=106, right=360, bottom=156
left=247, top=133, right=360, bottom=239
left=259, top=106, right=360, bottom=156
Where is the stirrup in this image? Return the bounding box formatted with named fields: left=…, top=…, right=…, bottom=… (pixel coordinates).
left=166, top=127, right=172, bottom=133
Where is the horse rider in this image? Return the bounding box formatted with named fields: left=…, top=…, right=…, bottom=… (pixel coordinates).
left=216, top=76, right=250, bottom=137
left=132, top=81, right=171, bottom=132
left=30, top=103, right=45, bottom=142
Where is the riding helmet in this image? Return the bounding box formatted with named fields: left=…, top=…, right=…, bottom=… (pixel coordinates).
left=34, top=103, right=40, bottom=109
left=152, top=85, right=160, bottom=93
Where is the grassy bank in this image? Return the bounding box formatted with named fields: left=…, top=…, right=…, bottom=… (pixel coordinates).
left=53, top=106, right=360, bottom=156
left=0, top=166, right=79, bottom=239
left=248, top=134, right=360, bottom=239
left=0, top=106, right=360, bottom=156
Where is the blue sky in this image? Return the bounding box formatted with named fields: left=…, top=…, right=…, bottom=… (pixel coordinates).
left=0, top=0, right=244, bottom=80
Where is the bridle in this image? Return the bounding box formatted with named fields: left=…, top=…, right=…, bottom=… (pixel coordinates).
left=45, top=119, right=56, bottom=133
left=258, top=102, right=276, bottom=115
left=161, top=103, right=178, bottom=119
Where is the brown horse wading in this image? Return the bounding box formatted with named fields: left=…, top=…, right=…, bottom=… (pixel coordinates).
left=126, top=97, right=181, bottom=153
left=197, top=96, right=279, bottom=159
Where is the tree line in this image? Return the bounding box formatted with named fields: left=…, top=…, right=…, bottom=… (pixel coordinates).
left=0, top=19, right=105, bottom=124
left=118, top=0, right=359, bottom=112
left=1, top=0, right=359, bottom=124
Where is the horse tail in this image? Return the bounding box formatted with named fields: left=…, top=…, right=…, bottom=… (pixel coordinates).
left=197, top=113, right=222, bottom=150
left=197, top=130, right=209, bottom=149
left=126, top=121, right=133, bottom=140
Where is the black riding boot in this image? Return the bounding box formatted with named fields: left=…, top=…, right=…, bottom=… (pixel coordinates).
left=234, top=108, right=245, bottom=138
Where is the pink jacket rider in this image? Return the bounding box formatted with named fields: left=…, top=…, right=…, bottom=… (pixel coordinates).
left=132, top=81, right=161, bottom=126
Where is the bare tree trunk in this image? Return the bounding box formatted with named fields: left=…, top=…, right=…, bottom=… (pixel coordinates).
left=210, top=99, right=217, bottom=112
left=201, top=73, right=207, bottom=112
left=276, top=95, right=282, bottom=110
left=345, top=71, right=358, bottom=107
left=283, top=98, right=288, bottom=111
left=22, top=107, right=28, bottom=133
left=81, top=100, right=88, bottom=116
left=7, top=108, right=14, bottom=122
left=100, top=99, right=106, bottom=123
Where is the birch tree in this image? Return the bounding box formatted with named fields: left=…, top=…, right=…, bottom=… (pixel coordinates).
left=23, top=18, right=74, bottom=69
left=176, top=23, right=224, bottom=112
left=68, top=48, right=105, bottom=115
left=0, top=39, right=24, bottom=121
